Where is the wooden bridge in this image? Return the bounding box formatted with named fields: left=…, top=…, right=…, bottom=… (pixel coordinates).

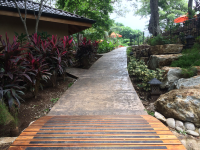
left=8, top=115, right=186, bottom=150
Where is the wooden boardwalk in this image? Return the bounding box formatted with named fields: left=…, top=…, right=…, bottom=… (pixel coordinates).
left=8, top=115, right=186, bottom=150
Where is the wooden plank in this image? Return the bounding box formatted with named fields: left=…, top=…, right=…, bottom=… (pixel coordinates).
left=25, top=126, right=169, bottom=130
left=16, top=135, right=178, bottom=140
left=8, top=145, right=186, bottom=150
left=24, top=128, right=170, bottom=132
left=27, top=124, right=167, bottom=128
left=8, top=115, right=186, bottom=150
left=12, top=140, right=182, bottom=146
left=20, top=132, right=174, bottom=136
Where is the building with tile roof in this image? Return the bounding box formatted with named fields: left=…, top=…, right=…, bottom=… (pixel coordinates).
left=0, top=0, right=96, bottom=38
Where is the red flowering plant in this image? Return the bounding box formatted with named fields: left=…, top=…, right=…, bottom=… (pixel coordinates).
left=76, top=37, right=95, bottom=67
left=25, top=52, right=51, bottom=98
left=0, top=33, right=31, bottom=108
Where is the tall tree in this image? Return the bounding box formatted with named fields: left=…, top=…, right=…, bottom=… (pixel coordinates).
left=56, top=0, right=114, bottom=39
left=14, top=0, right=46, bottom=40
left=134, top=0, right=187, bottom=28
left=148, top=0, right=161, bottom=36
left=188, top=0, right=193, bottom=18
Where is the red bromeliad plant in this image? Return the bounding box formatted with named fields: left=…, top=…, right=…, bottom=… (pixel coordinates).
left=0, top=33, right=31, bottom=108
left=25, top=53, right=51, bottom=98
left=61, top=36, right=74, bottom=67
left=0, top=33, right=75, bottom=108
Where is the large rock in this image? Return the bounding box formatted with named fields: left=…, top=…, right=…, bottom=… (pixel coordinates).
left=154, top=112, right=166, bottom=122
left=184, top=122, right=195, bottom=131
left=154, top=89, right=200, bottom=127
left=166, top=118, right=175, bottom=128
left=176, top=75, right=200, bottom=89
left=150, top=44, right=183, bottom=55
left=194, top=66, right=200, bottom=75
left=160, top=67, right=182, bottom=90
left=175, top=120, right=185, bottom=130
left=0, top=137, right=17, bottom=150
left=186, top=130, right=199, bottom=137
left=161, top=66, right=181, bottom=77
left=148, top=54, right=182, bottom=70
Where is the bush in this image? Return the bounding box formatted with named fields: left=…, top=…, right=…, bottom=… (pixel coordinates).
left=181, top=67, right=197, bottom=78
left=98, top=40, right=116, bottom=53
left=128, top=57, right=164, bottom=91
left=76, top=37, right=98, bottom=66
left=147, top=34, right=177, bottom=46
left=126, top=46, right=132, bottom=56
left=171, top=43, right=200, bottom=68
left=0, top=33, right=74, bottom=107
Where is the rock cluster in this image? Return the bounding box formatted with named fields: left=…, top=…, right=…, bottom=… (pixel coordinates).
left=131, top=44, right=183, bottom=68
left=154, top=112, right=200, bottom=137
left=154, top=89, right=200, bottom=127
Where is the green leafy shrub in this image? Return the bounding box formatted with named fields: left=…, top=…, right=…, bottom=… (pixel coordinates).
left=98, top=41, right=116, bottom=53
left=126, top=46, right=132, bottom=56
left=128, top=57, right=164, bottom=91
left=181, top=67, right=197, bottom=78
left=171, top=43, right=200, bottom=68
left=147, top=34, right=178, bottom=46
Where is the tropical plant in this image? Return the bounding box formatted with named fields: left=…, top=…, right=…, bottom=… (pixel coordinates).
left=0, top=34, right=31, bottom=108
left=76, top=37, right=96, bottom=66
left=25, top=52, right=51, bottom=98
left=128, top=56, right=164, bottom=91
left=98, top=40, right=116, bottom=54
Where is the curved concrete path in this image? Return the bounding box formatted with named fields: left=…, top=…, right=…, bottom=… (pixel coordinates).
left=48, top=47, right=146, bottom=116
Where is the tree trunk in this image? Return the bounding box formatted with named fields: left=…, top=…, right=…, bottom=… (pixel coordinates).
left=35, top=0, right=44, bottom=33
left=188, top=0, right=193, bottom=18
left=148, top=0, right=161, bottom=36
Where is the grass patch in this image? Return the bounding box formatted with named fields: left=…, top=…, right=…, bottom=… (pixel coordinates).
left=68, top=83, right=73, bottom=88
left=50, top=98, right=59, bottom=103
left=171, top=43, right=200, bottom=68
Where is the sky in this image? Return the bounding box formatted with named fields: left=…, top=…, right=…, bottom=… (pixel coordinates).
left=110, top=13, right=150, bottom=35
left=109, top=1, right=150, bottom=36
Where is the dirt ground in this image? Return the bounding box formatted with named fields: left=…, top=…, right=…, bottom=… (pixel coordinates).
left=0, top=76, right=76, bottom=138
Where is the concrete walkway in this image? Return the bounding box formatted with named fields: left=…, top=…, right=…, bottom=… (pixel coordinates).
left=48, top=47, right=146, bottom=116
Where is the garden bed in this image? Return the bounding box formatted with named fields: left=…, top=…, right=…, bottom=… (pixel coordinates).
left=0, top=75, right=76, bottom=137
left=129, top=76, right=167, bottom=113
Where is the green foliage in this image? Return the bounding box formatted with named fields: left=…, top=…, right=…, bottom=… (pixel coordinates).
left=128, top=57, right=164, bottom=91
left=147, top=35, right=172, bottom=46
left=37, top=31, right=51, bottom=41
left=171, top=43, right=200, bottom=68
left=134, top=0, right=188, bottom=29
left=144, top=109, right=155, bottom=116
left=176, top=130, right=187, bottom=135
left=0, top=103, right=9, bottom=125
left=98, top=41, right=116, bottom=54
left=68, top=83, right=73, bottom=88
left=56, top=0, right=114, bottom=39
left=181, top=67, right=197, bottom=78
left=50, top=98, right=59, bottom=104
left=14, top=32, right=27, bottom=46
left=126, top=46, right=132, bottom=56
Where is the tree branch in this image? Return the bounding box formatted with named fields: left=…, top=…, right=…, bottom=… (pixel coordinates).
left=35, top=0, right=44, bottom=33
left=14, top=0, right=30, bottom=41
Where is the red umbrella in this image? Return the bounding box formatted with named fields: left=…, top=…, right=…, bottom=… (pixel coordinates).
left=174, top=15, right=188, bottom=23
left=174, top=14, right=197, bottom=23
